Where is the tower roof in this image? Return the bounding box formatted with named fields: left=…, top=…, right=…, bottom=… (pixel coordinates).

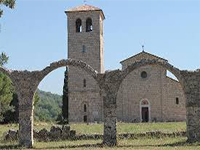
left=65, top=5, right=105, bottom=19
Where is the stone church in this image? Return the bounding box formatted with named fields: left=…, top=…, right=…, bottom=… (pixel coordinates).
left=65, top=5, right=186, bottom=123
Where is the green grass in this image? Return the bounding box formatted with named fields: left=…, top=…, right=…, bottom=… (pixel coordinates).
left=1, top=137, right=200, bottom=150
left=33, top=137, right=200, bottom=150
left=69, top=122, right=186, bottom=135
left=1, top=138, right=198, bottom=150
left=18, top=122, right=186, bottom=135
left=70, top=123, right=103, bottom=134
left=1, top=122, right=199, bottom=150
left=117, top=122, right=186, bottom=134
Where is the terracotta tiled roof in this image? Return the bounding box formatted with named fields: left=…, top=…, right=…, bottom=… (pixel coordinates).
left=67, top=5, right=102, bottom=12
left=66, top=5, right=105, bottom=19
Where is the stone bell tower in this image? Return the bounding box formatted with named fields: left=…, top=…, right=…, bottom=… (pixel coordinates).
left=65, top=5, right=105, bottom=122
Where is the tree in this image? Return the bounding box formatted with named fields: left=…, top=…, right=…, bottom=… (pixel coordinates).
left=3, top=93, right=18, bottom=123
left=0, top=52, right=9, bottom=66
left=0, top=0, right=15, bottom=17
left=62, top=67, right=69, bottom=124
left=33, top=91, right=40, bottom=106
left=0, top=52, right=14, bottom=122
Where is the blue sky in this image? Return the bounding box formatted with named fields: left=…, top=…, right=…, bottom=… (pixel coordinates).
left=0, top=0, right=200, bottom=94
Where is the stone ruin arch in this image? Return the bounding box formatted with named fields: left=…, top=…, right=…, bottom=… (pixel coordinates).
left=102, top=59, right=200, bottom=146
left=0, top=59, right=101, bottom=147
left=119, top=59, right=200, bottom=143
left=39, top=59, right=98, bottom=82
left=120, top=59, right=184, bottom=86
left=0, top=58, right=200, bottom=147
left=117, top=59, right=185, bottom=123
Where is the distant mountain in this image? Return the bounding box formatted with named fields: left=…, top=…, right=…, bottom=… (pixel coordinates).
left=34, top=90, right=62, bottom=122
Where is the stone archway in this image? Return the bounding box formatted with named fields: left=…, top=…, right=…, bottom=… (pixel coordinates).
left=117, top=59, right=185, bottom=123
left=0, top=59, right=100, bottom=148
left=106, top=59, right=200, bottom=145
left=120, top=59, right=183, bottom=85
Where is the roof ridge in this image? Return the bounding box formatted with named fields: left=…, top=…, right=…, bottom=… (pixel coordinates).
left=66, top=4, right=105, bottom=19
left=120, top=51, right=168, bottom=63
left=66, top=4, right=102, bottom=12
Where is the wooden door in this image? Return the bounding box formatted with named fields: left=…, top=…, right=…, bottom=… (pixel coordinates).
left=142, top=107, right=149, bottom=122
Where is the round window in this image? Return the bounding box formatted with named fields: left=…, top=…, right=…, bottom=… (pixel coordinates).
left=141, top=71, right=147, bottom=78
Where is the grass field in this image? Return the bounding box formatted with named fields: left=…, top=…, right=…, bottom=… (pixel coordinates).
left=0, top=122, right=186, bottom=135
left=0, top=122, right=200, bottom=149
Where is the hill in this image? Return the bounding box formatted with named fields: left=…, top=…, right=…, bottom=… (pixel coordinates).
left=34, top=90, right=62, bottom=122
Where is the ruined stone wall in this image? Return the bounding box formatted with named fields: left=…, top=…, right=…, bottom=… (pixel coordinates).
left=180, top=70, right=200, bottom=142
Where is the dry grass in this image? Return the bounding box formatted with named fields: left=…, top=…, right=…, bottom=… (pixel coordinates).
left=1, top=122, right=199, bottom=149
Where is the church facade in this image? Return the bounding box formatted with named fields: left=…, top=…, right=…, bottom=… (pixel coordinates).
left=65, top=5, right=186, bottom=123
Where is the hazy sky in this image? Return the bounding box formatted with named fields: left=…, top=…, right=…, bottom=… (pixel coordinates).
left=0, top=0, right=200, bottom=94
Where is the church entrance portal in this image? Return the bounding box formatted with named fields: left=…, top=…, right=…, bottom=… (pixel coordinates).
left=140, top=99, right=150, bottom=122
left=142, top=107, right=149, bottom=122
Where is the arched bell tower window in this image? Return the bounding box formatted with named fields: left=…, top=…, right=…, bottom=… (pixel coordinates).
left=86, top=18, right=93, bottom=32
left=76, top=18, right=82, bottom=33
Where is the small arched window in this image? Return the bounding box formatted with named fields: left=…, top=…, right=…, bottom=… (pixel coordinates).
left=141, top=71, right=147, bottom=79
left=83, top=79, right=86, bottom=87
left=82, top=45, right=86, bottom=53
left=86, top=18, right=93, bottom=32
left=76, top=19, right=82, bottom=33
left=176, top=97, right=179, bottom=104
left=84, top=104, right=87, bottom=112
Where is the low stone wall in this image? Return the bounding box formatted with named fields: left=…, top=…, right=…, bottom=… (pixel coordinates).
left=4, top=125, right=76, bottom=142
left=4, top=128, right=186, bottom=142
left=75, top=131, right=186, bottom=140
left=34, top=125, right=76, bottom=142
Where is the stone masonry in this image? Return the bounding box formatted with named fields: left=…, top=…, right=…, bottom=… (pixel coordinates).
left=0, top=58, right=200, bottom=147
left=66, top=5, right=105, bottom=123
left=65, top=5, right=185, bottom=124
left=117, top=51, right=186, bottom=122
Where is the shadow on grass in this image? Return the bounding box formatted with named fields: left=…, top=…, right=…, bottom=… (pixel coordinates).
left=159, top=140, right=200, bottom=147
left=34, top=141, right=200, bottom=149
left=1, top=140, right=200, bottom=149
left=0, top=144, right=20, bottom=149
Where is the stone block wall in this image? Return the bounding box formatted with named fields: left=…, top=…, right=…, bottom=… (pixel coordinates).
left=162, top=77, right=186, bottom=121
left=67, top=10, right=104, bottom=123
left=117, top=64, right=185, bottom=122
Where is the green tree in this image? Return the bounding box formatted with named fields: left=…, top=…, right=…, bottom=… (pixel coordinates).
left=62, top=67, right=69, bottom=124
left=3, top=93, right=18, bottom=123
left=0, top=52, right=14, bottom=122
left=0, top=0, right=15, bottom=17
left=0, top=52, right=9, bottom=66
left=33, top=91, right=40, bottom=106
left=34, top=90, right=62, bottom=122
